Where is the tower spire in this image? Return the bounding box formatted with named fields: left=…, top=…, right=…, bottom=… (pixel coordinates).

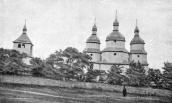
left=113, top=10, right=119, bottom=31
left=115, top=10, right=117, bottom=21
left=92, top=17, right=97, bottom=34
left=23, top=19, right=27, bottom=34
left=94, top=17, right=96, bottom=25
left=134, top=19, right=139, bottom=34
left=136, top=19, right=138, bottom=27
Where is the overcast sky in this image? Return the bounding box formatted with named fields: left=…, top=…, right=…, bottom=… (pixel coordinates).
left=0, top=0, right=172, bottom=69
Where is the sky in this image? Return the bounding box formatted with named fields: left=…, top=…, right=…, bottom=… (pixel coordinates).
left=0, top=0, right=172, bottom=69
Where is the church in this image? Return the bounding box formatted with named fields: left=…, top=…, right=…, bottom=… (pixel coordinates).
left=12, top=12, right=148, bottom=71
left=84, top=12, right=148, bottom=71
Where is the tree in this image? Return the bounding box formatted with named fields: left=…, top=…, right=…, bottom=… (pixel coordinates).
left=0, top=48, right=27, bottom=75
left=45, top=47, right=91, bottom=81
left=61, top=47, right=91, bottom=81
left=30, top=57, right=45, bottom=77
left=106, top=65, right=126, bottom=85
left=30, top=57, right=59, bottom=79
left=146, top=68, right=163, bottom=88
left=162, top=62, right=172, bottom=90
left=84, top=63, right=104, bottom=82
left=46, top=49, right=64, bottom=68
left=126, top=61, right=147, bottom=87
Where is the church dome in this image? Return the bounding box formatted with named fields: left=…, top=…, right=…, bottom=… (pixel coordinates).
left=130, top=34, right=145, bottom=44
left=86, top=34, right=100, bottom=44
left=106, top=31, right=125, bottom=41
left=106, top=11, right=125, bottom=42
left=130, top=25, right=145, bottom=45
left=86, top=22, right=100, bottom=44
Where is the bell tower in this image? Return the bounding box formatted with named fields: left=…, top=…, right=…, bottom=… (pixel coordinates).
left=13, top=21, right=33, bottom=56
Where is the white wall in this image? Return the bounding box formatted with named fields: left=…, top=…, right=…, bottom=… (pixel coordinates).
left=86, top=43, right=100, bottom=50
left=106, top=41, right=125, bottom=48
left=13, top=43, right=33, bottom=56
left=130, top=54, right=148, bottom=65
left=130, top=44, right=144, bottom=50
left=87, top=53, right=101, bottom=62
left=101, top=52, right=129, bottom=64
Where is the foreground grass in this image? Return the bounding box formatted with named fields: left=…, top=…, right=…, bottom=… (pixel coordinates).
left=0, top=84, right=171, bottom=103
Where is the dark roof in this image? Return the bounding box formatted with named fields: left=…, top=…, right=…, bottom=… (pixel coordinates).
left=86, top=34, right=100, bottom=44
left=130, top=50, right=147, bottom=54
left=106, top=31, right=125, bottom=41
left=102, top=47, right=128, bottom=53
left=130, top=25, right=144, bottom=45
left=13, top=34, right=33, bottom=45
left=84, top=48, right=100, bottom=53
left=13, top=24, right=33, bottom=45
left=130, top=34, right=145, bottom=45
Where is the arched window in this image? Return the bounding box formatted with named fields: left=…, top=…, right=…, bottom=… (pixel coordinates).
left=18, top=44, right=21, bottom=48
left=114, top=53, right=116, bottom=56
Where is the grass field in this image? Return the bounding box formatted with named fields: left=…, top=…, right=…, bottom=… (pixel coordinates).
left=0, top=84, right=171, bottom=103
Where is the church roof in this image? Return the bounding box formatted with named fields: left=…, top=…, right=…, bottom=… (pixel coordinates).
left=130, top=21, right=145, bottom=45
left=13, top=23, right=33, bottom=45
left=13, top=34, right=33, bottom=45
left=106, top=31, right=125, bottom=41
left=106, top=11, right=125, bottom=42
left=86, top=23, right=100, bottom=44
left=86, top=35, right=100, bottom=44
left=130, top=34, right=145, bottom=44
left=102, top=47, right=128, bottom=53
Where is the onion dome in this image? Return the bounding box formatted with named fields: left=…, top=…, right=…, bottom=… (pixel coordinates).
left=13, top=21, right=33, bottom=45
left=106, top=11, right=125, bottom=41
left=86, top=35, right=100, bottom=44
left=130, top=20, right=145, bottom=45
left=86, top=21, right=100, bottom=44
left=106, top=31, right=125, bottom=41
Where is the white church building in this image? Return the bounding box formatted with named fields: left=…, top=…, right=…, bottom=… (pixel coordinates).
left=84, top=13, right=148, bottom=71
